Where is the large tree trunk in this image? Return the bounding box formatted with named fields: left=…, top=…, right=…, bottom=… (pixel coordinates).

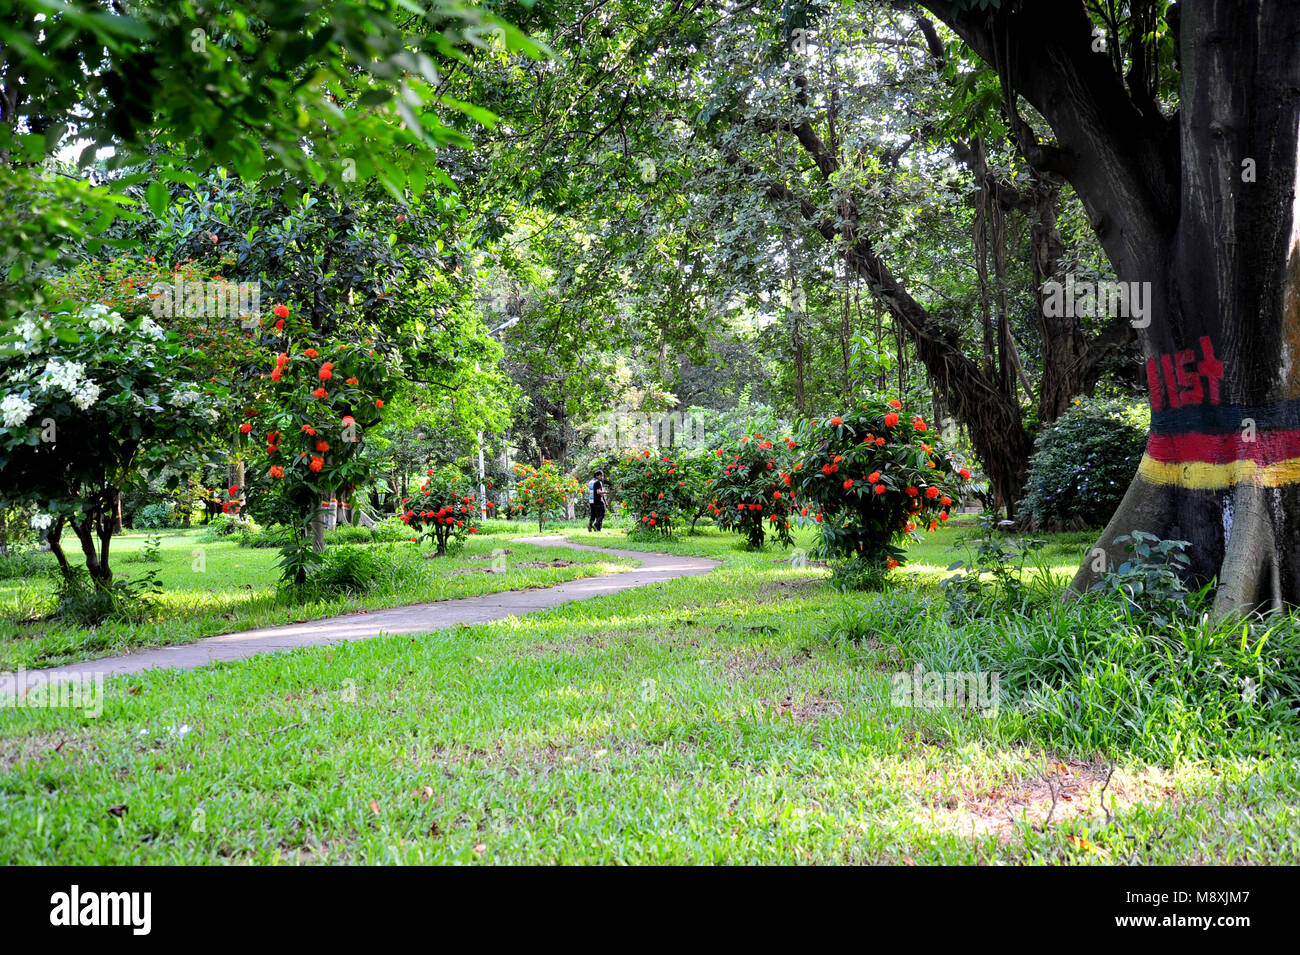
left=1077, top=7, right=1300, bottom=614
left=928, top=0, right=1300, bottom=613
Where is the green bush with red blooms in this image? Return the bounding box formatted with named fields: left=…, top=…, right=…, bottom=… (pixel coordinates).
left=400, top=465, right=479, bottom=555
left=614, top=449, right=695, bottom=537
left=244, top=307, right=400, bottom=582
left=708, top=433, right=797, bottom=549
left=792, top=399, right=972, bottom=584
left=509, top=460, right=581, bottom=531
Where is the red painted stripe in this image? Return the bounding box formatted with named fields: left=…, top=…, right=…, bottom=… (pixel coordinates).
left=1145, top=429, right=1300, bottom=465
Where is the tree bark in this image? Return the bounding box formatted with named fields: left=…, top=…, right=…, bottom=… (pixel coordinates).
left=925, top=0, right=1300, bottom=613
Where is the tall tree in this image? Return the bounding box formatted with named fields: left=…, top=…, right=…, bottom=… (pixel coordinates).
left=920, top=0, right=1300, bottom=613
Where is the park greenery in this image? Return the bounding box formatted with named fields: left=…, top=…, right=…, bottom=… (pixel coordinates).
left=2, top=0, right=1300, bottom=866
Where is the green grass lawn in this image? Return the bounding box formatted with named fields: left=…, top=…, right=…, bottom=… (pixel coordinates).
left=2, top=517, right=1297, bottom=864
left=0, top=524, right=635, bottom=670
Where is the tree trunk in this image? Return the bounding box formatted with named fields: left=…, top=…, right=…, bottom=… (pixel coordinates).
left=925, top=1, right=1300, bottom=613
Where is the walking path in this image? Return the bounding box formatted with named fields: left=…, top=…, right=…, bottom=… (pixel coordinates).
left=3, top=536, right=719, bottom=692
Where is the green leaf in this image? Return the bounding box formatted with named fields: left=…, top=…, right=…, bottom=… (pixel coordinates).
left=145, top=182, right=169, bottom=217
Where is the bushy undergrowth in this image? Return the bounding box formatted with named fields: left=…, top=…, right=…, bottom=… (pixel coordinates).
left=0, top=548, right=54, bottom=580
left=878, top=523, right=1299, bottom=761
left=1019, top=396, right=1148, bottom=529
left=51, top=566, right=163, bottom=627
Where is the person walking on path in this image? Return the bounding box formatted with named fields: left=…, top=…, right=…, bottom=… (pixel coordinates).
left=587, top=470, right=609, bottom=532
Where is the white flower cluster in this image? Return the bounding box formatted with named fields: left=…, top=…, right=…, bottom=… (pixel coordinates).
left=86, top=304, right=126, bottom=334
left=10, top=313, right=50, bottom=353
left=0, top=392, right=34, bottom=429
left=37, top=358, right=101, bottom=410
left=29, top=512, right=54, bottom=532
left=138, top=316, right=165, bottom=340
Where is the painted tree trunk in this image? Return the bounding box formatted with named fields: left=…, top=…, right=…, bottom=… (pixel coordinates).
left=927, top=0, right=1300, bottom=614
left=1067, top=5, right=1300, bottom=614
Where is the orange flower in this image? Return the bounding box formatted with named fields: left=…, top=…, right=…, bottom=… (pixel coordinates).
left=269, top=466, right=285, bottom=479
left=829, top=416, right=844, bottom=426
left=925, top=487, right=940, bottom=499
left=309, top=457, right=324, bottom=472
left=886, top=557, right=899, bottom=570
left=311, top=387, right=327, bottom=399
left=273, top=304, right=289, bottom=318
left=304, top=347, right=319, bottom=358
left=884, top=412, right=899, bottom=427
left=913, top=417, right=927, bottom=431
left=888, top=399, right=902, bottom=409
left=868, top=471, right=881, bottom=483
left=959, top=468, right=971, bottom=480
left=842, top=479, right=854, bottom=490
left=874, top=484, right=886, bottom=495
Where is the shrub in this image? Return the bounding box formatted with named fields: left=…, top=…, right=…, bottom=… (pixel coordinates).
left=507, top=461, right=580, bottom=532
left=370, top=517, right=412, bottom=542
left=1091, top=530, right=1210, bottom=626
left=133, top=502, right=177, bottom=529
left=1019, top=396, right=1149, bottom=529
left=122, top=534, right=163, bottom=564
left=198, top=514, right=242, bottom=540
left=791, top=399, right=970, bottom=586
left=941, top=514, right=1055, bottom=619
left=708, top=432, right=796, bottom=549
left=52, top=565, right=161, bottom=626
left=0, top=548, right=54, bottom=580
left=324, top=524, right=374, bottom=545
left=613, top=449, right=695, bottom=537
left=308, top=545, right=387, bottom=596
left=399, top=466, right=480, bottom=554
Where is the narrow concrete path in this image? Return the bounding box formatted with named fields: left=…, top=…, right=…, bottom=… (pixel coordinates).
left=4, top=536, right=719, bottom=692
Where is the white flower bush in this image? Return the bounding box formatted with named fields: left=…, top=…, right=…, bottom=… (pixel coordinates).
left=1, top=300, right=223, bottom=585
left=0, top=393, right=34, bottom=429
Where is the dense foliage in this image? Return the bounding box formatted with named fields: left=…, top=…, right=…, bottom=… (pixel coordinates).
left=1019, top=397, right=1149, bottom=530
left=792, top=400, right=970, bottom=584
left=708, top=433, right=797, bottom=549
left=613, top=449, right=695, bottom=537
left=399, top=465, right=480, bottom=554
left=508, top=460, right=581, bottom=531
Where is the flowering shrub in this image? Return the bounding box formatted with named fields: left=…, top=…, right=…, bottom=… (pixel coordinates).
left=509, top=461, right=581, bottom=531
left=792, top=400, right=971, bottom=585
left=1019, top=396, right=1148, bottom=529
left=708, top=433, right=796, bottom=548
left=0, top=303, right=219, bottom=586
left=48, top=255, right=275, bottom=428
left=613, top=449, right=695, bottom=537
left=246, top=313, right=399, bottom=583
left=399, top=465, right=479, bottom=554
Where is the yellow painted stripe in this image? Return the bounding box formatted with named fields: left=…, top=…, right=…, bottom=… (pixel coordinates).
left=1138, top=453, right=1300, bottom=489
